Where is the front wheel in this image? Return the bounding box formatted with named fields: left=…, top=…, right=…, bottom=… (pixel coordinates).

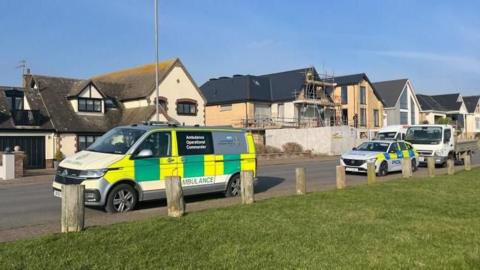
left=225, top=174, right=241, bottom=197
left=105, top=184, right=138, bottom=213
left=377, top=161, right=388, bottom=177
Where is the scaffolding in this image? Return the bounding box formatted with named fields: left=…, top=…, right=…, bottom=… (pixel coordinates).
left=292, top=67, right=337, bottom=127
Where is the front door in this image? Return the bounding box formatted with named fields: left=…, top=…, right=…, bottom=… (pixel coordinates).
left=387, top=142, right=402, bottom=171
left=133, top=131, right=177, bottom=195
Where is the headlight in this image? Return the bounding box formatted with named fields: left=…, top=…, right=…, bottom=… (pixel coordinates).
left=79, top=169, right=108, bottom=179
left=367, top=158, right=377, bottom=163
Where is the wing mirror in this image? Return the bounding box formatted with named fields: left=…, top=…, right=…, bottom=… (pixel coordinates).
left=352, top=147, right=357, bottom=151
left=135, top=149, right=153, bottom=159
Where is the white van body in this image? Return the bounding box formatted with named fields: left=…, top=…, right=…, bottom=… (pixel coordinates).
left=375, top=125, right=409, bottom=141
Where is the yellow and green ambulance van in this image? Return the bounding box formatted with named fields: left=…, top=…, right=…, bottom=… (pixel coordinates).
left=52, top=123, right=256, bottom=213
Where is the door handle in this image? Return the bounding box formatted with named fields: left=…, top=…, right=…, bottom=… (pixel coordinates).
left=167, top=158, right=175, bottom=163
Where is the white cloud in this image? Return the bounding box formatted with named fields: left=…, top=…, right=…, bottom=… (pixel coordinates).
left=367, top=50, right=480, bottom=74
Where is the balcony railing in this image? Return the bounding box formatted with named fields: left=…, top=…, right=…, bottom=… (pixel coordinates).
left=11, top=110, right=42, bottom=126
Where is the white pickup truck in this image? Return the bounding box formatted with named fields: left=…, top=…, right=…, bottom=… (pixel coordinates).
left=405, top=124, right=478, bottom=166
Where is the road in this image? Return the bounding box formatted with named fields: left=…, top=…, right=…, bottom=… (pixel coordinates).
left=0, top=154, right=479, bottom=242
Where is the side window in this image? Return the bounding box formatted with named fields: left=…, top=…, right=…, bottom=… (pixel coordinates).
left=405, top=143, right=413, bottom=150
left=388, top=143, right=399, bottom=153
left=135, top=132, right=171, bottom=157
left=444, top=129, right=451, bottom=143
left=212, top=132, right=248, bottom=154
left=399, top=142, right=408, bottom=151
left=177, top=131, right=214, bottom=156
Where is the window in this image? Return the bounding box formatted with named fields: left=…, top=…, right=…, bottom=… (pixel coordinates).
left=399, top=142, right=408, bottom=151
left=177, top=131, right=213, bottom=156
left=410, top=98, right=416, bottom=124
left=444, top=129, right=452, bottom=143
left=5, top=89, right=24, bottom=110
left=105, top=98, right=118, bottom=109
left=373, top=109, right=379, bottom=127
left=153, top=97, right=168, bottom=111
left=400, top=112, right=408, bottom=125
left=342, top=109, right=348, bottom=125
left=176, top=100, right=197, bottom=115
left=476, top=117, right=480, bottom=130
left=360, top=86, right=366, bottom=105
left=360, top=108, right=366, bottom=126
left=400, top=89, right=408, bottom=109
left=388, top=143, right=399, bottom=153
left=78, top=135, right=102, bottom=151
left=220, top=104, right=232, bottom=111
left=87, top=128, right=146, bottom=154
left=341, top=86, right=348, bottom=104
left=135, top=132, right=171, bottom=157
left=78, top=98, right=102, bottom=112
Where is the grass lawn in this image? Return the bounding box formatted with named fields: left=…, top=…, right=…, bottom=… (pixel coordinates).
left=2, top=170, right=480, bottom=269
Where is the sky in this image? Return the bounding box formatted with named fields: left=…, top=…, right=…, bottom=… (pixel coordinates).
left=1, top=0, right=480, bottom=96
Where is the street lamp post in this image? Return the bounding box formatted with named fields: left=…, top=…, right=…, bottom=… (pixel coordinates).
left=154, top=0, right=160, bottom=121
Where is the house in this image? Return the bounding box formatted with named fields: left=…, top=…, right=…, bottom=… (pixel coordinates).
left=0, top=58, right=205, bottom=168
left=463, top=95, right=480, bottom=138
left=373, top=79, right=421, bottom=126
left=329, top=73, right=385, bottom=130
left=201, top=67, right=336, bottom=128
left=416, top=93, right=469, bottom=132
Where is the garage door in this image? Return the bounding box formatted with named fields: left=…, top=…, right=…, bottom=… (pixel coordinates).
left=0, top=136, right=46, bottom=169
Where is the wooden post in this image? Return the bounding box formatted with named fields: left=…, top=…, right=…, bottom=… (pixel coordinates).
left=402, top=159, right=412, bottom=178
left=61, top=184, right=85, bottom=233
left=165, top=176, right=185, bottom=217
left=336, top=165, right=346, bottom=189
left=367, top=162, right=376, bottom=184
left=427, top=157, right=435, bottom=178
left=447, top=159, right=455, bottom=175
left=241, top=170, right=254, bottom=204
left=296, top=167, right=306, bottom=195
left=464, top=153, right=472, bottom=171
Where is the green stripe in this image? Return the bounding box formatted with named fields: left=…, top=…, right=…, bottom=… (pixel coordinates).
left=223, top=154, right=241, bottom=175
left=183, top=155, right=205, bottom=178
left=134, top=159, right=160, bottom=181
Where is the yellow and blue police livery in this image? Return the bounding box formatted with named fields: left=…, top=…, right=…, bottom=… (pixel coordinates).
left=340, top=140, right=419, bottom=176
left=52, top=123, right=256, bottom=213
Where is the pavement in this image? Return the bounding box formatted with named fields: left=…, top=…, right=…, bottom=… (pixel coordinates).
left=0, top=154, right=479, bottom=242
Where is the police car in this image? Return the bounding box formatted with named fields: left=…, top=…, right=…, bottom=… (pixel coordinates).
left=340, top=140, right=419, bottom=176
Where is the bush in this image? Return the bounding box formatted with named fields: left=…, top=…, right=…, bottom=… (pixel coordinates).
left=282, top=142, right=304, bottom=154
left=265, top=145, right=282, bottom=154
left=55, top=149, right=65, bottom=161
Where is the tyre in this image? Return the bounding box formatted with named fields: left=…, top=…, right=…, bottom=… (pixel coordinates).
left=377, top=161, right=388, bottom=177
left=411, top=158, right=418, bottom=172
left=105, top=183, right=138, bottom=213
left=225, top=174, right=241, bottom=197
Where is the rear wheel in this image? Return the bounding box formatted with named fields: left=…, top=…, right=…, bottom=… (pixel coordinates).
left=105, top=184, right=138, bottom=213
left=377, top=161, right=388, bottom=176
left=225, top=174, right=241, bottom=197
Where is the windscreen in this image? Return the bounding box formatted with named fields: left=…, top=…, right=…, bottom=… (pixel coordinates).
left=405, top=127, right=442, bottom=145
left=87, top=128, right=146, bottom=154
left=356, top=142, right=390, bottom=152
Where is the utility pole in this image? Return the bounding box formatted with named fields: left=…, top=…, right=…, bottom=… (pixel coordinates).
left=154, top=0, right=160, bottom=121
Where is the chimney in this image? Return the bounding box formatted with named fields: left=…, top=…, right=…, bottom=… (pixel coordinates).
left=23, top=68, right=32, bottom=90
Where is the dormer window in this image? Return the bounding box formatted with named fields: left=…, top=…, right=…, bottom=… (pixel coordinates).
left=105, top=98, right=118, bottom=109
left=78, top=98, right=102, bottom=112
left=5, top=89, right=24, bottom=110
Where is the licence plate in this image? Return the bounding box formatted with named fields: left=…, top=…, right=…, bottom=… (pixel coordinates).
left=345, top=167, right=359, bottom=172
left=419, top=157, right=425, bottom=162
left=53, top=190, right=62, bottom=198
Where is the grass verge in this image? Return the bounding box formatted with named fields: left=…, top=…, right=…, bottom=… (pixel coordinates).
left=2, top=169, right=480, bottom=269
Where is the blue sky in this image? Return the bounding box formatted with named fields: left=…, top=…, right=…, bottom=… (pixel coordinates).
left=1, top=0, right=479, bottom=95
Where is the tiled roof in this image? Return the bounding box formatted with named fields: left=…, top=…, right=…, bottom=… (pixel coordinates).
left=463, top=95, right=480, bottom=113
left=373, top=79, right=408, bottom=108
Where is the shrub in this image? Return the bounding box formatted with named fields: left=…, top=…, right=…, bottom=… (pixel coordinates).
left=265, top=145, right=282, bottom=154
left=282, top=142, right=304, bottom=154
left=55, top=149, right=65, bottom=161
